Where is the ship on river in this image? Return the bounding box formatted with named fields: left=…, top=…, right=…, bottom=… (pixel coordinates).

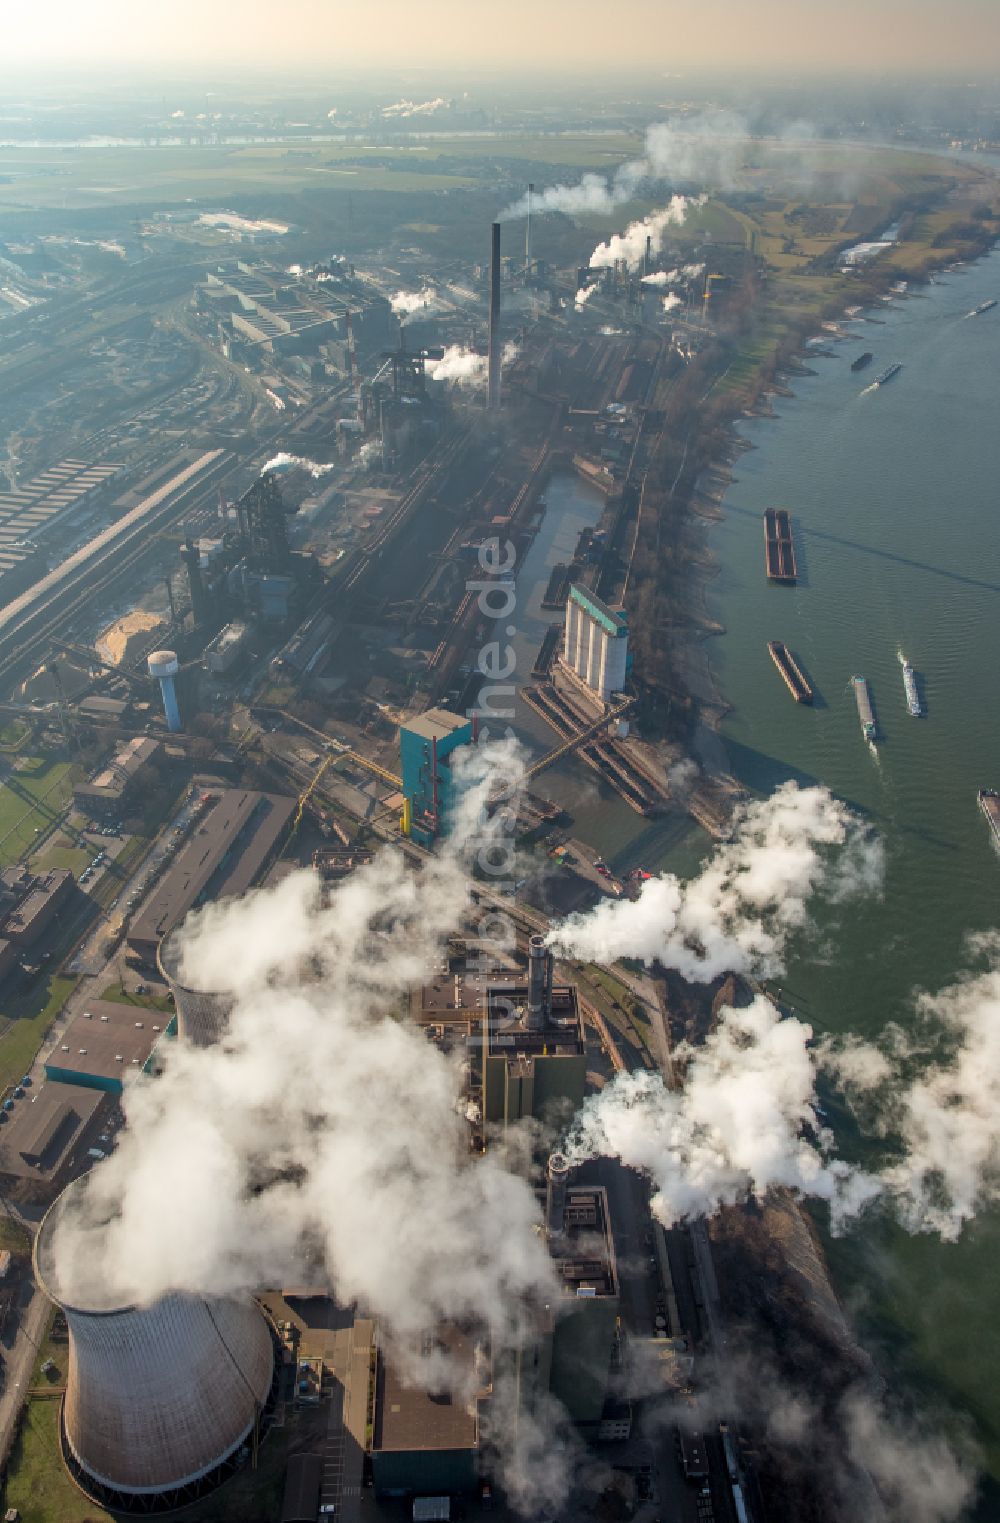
left=898, top=650, right=922, bottom=716
left=852, top=675, right=877, bottom=742
left=768, top=641, right=813, bottom=703
left=763, top=508, right=797, bottom=583
left=872, top=362, right=902, bottom=387
left=966, top=299, right=997, bottom=318
left=851, top=351, right=873, bottom=372
left=979, top=789, right=1000, bottom=848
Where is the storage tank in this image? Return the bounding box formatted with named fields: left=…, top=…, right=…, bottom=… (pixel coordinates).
left=33, top=1180, right=275, bottom=1512
left=147, top=649, right=181, bottom=733
left=157, top=926, right=234, bottom=1047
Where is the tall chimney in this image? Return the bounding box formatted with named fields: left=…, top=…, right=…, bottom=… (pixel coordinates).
left=546, top=1152, right=571, bottom=1238
left=644, top=233, right=652, bottom=278
left=527, top=933, right=552, bottom=1030
left=488, top=222, right=502, bottom=413
left=525, top=183, right=534, bottom=275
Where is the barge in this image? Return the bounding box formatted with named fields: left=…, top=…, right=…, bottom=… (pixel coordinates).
left=979, top=789, right=1000, bottom=848
left=967, top=299, right=997, bottom=318
left=764, top=508, right=797, bottom=583
left=898, top=650, right=922, bottom=716
left=852, top=675, right=876, bottom=742
left=768, top=641, right=813, bottom=703
left=851, top=351, right=873, bottom=372
left=873, top=362, right=902, bottom=387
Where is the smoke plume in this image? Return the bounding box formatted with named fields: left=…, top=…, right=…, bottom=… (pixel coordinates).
left=381, top=96, right=448, bottom=119
left=641, top=270, right=671, bottom=286
left=564, top=997, right=879, bottom=1230
left=588, top=196, right=697, bottom=272
left=663, top=293, right=682, bottom=312
left=390, top=287, right=436, bottom=317
left=48, top=745, right=557, bottom=1362
left=574, top=284, right=597, bottom=308
left=823, top=933, right=1000, bottom=1240
left=548, top=782, right=883, bottom=980
left=427, top=341, right=518, bottom=388
left=261, top=451, right=336, bottom=478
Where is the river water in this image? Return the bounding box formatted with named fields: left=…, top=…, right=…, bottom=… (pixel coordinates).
left=706, top=247, right=1000, bottom=1506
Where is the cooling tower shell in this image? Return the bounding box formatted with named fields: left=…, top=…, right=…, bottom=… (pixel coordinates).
left=34, top=1187, right=276, bottom=1509
left=158, top=926, right=235, bottom=1047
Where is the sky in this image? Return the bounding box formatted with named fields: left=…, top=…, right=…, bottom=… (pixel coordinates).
left=6, top=0, right=1000, bottom=76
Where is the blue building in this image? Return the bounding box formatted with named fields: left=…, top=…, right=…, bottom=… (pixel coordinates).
left=399, top=707, right=474, bottom=845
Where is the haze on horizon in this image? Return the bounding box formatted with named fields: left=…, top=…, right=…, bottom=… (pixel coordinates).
left=6, top=0, right=1000, bottom=78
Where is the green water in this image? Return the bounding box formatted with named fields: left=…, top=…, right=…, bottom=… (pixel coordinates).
left=707, top=249, right=1000, bottom=1504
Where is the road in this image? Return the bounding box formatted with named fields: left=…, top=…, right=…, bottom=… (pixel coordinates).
left=0, top=1279, right=50, bottom=1474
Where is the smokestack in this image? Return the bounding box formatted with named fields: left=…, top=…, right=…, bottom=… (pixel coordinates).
left=488, top=222, right=501, bottom=413
left=525, top=183, right=534, bottom=276
left=527, top=933, right=553, bottom=1030
left=546, top=1152, right=571, bottom=1238
left=644, top=233, right=652, bottom=278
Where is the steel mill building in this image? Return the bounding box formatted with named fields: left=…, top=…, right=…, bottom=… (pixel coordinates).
left=33, top=1179, right=277, bottom=1513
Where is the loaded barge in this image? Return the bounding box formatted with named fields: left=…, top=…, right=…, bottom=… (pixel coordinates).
left=898, top=650, right=922, bottom=716
left=851, top=351, right=873, bottom=372
left=852, top=675, right=877, bottom=742
left=873, top=362, right=902, bottom=387
left=764, top=508, right=797, bottom=583
left=979, top=789, right=1000, bottom=848
left=768, top=641, right=813, bottom=703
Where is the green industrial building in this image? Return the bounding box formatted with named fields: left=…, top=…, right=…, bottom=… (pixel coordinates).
left=371, top=1326, right=483, bottom=1498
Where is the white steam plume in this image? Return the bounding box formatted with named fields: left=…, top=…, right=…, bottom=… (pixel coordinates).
left=588, top=196, right=697, bottom=272
left=548, top=782, right=883, bottom=981
left=262, top=451, right=336, bottom=478
left=682, top=261, right=706, bottom=281
left=823, top=933, right=1000, bottom=1240
left=382, top=96, right=448, bottom=118
left=390, top=287, right=436, bottom=317
left=48, top=744, right=557, bottom=1361
left=427, top=341, right=518, bottom=388
left=574, top=284, right=597, bottom=308
left=641, top=270, right=671, bottom=287
left=662, top=293, right=682, bottom=312
left=564, top=997, right=880, bottom=1230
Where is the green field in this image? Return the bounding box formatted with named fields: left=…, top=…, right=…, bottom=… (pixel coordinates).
left=0, top=757, right=75, bottom=869
left=0, top=974, right=76, bottom=1091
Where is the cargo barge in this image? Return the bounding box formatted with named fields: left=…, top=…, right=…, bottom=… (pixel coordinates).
left=768, top=641, right=813, bottom=703
left=532, top=624, right=562, bottom=678
left=851, top=351, right=873, bottom=372
left=979, top=789, right=1000, bottom=847
left=764, top=508, right=797, bottom=583
left=967, top=299, right=997, bottom=318
left=852, top=675, right=876, bottom=742
left=873, top=362, right=902, bottom=387
left=898, top=650, right=922, bottom=716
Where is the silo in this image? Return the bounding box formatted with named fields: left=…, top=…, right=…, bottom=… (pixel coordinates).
left=34, top=1181, right=276, bottom=1513
left=157, top=926, right=234, bottom=1047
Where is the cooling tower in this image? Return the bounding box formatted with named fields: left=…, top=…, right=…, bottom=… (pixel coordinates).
left=34, top=1182, right=276, bottom=1512
left=157, top=926, right=234, bottom=1047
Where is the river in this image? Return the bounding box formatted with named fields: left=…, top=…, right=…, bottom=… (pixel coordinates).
left=704, top=246, right=1000, bottom=1510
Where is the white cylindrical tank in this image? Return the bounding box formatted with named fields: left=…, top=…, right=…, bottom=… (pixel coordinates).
left=34, top=1183, right=275, bottom=1509
left=157, top=927, right=234, bottom=1047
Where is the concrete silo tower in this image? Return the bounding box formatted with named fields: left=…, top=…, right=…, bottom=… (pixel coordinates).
left=147, top=648, right=181, bottom=732
left=157, top=926, right=234, bottom=1047
left=33, top=1181, right=276, bottom=1513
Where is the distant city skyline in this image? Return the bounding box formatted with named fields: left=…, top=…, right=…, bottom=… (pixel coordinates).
left=7, top=0, right=1000, bottom=77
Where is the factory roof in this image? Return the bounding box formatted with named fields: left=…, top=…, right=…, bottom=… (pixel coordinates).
left=485, top=982, right=584, bottom=1058
left=0, top=1082, right=105, bottom=1180
left=3, top=869, right=73, bottom=942
left=44, top=1000, right=168, bottom=1084
left=127, top=788, right=295, bottom=953
left=568, top=583, right=628, bottom=638
left=85, top=736, right=159, bottom=793
left=373, top=1326, right=481, bottom=1456
left=551, top=1185, right=619, bottom=1300
left=402, top=707, right=472, bottom=743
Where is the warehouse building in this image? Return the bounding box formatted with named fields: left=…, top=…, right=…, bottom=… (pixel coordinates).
left=44, top=1000, right=172, bottom=1094
left=0, top=1081, right=106, bottom=1190
left=127, top=787, right=295, bottom=960
left=371, top=1325, right=484, bottom=1498
left=562, top=584, right=629, bottom=702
